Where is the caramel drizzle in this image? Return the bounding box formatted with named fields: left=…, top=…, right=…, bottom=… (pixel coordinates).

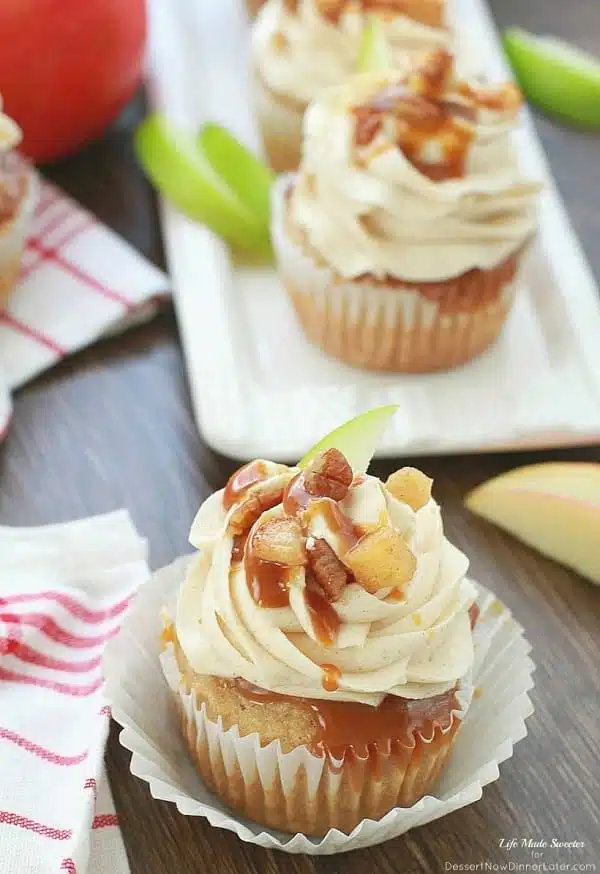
left=352, top=49, right=521, bottom=181
left=232, top=676, right=458, bottom=759
left=223, top=460, right=270, bottom=510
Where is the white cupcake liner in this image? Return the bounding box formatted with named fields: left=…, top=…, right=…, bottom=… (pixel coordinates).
left=0, top=167, right=38, bottom=307
left=159, top=642, right=472, bottom=836
left=271, top=175, right=522, bottom=372
left=104, top=556, right=534, bottom=854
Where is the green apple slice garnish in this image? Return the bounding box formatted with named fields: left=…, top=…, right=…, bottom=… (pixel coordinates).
left=197, top=123, right=275, bottom=229
left=356, top=16, right=392, bottom=74
left=298, top=406, right=399, bottom=474
left=134, top=114, right=271, bottom=254
left=503, top=28, right=600, bottom=129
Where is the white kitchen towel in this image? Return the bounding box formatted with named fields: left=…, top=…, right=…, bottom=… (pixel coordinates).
left=0, top=159, right=170, bottom=441
left=0, top=511, right=149, bottom=874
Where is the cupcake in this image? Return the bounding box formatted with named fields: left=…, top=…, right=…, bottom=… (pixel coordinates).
left=0, top=99, right=36, bottom=311
left=272, top=49, right=542, bottom=372
left=253, top=0, right=450, bottom=172
left=247, top=0, right=266, bottom=17
left=161, top=449, right=478, bottom=835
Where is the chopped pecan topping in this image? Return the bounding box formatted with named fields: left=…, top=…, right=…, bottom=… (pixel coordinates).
left=228, top=481, right=285, bottom=535
left=363, top=0, right=445, bottom=29
left=354, top=106, right=384, bottom=147
left=315, top=0, right=347, bottom=22
left=408, top=48, right=453, bottom=100
left=386, top=467, right=433, bottom=511
left=307, top=538, right=349, bottom=601
left=345, top=526, right=416, bottom=594
left=250, top=516, right=307, bottom=566
left=304, top=449, right=353, bottom=502
left=351, top=49, right=508, bottom=180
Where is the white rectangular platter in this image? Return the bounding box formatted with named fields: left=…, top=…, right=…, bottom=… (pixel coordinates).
left=146, top=0, right=600, bottom=462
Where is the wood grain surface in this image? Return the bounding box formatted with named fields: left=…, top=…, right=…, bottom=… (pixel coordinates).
left=1, top=0, right=599, bottom=870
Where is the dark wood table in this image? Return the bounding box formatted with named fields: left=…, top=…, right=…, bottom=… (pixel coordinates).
left=1, top=0, right=599, bottom=870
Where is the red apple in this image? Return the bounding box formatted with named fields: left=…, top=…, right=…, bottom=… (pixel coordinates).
left=0, top=0, right=146, bottom=163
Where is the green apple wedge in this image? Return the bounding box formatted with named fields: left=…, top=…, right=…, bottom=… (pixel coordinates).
left=197, top=123, right=275, bottom=230
left=134, top=114, right=271, bottom=255
left=466, top=462, right=600, bottom=585
left=299, top=406, right=399, bottom=474
left=356, top=15, right=392, bottom=74
left=503, top=28, right=600, bottom=129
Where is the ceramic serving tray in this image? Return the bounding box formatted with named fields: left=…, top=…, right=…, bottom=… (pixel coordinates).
left=146, top=0, right=600, bottom=461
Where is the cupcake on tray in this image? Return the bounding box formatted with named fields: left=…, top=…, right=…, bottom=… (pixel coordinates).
left=161, top=443, right=479, bottom=835
left=253, top=0, right=450, bottom=171
left=272, top=48, right=541, bottom=372
left=0, top=99, right=36, bottom=311
left=247, top=0, right=266, bottom=18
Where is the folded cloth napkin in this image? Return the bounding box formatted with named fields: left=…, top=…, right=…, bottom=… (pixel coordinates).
left=0, top=158, right=170, bottom=441
left=0, top=511, right=149, bottom=874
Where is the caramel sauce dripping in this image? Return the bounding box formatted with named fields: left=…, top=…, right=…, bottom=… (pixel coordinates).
left=386, top=587, right=406, bottom=603
left=223, top=460, right=269, bottom=511
left=305, top=584, right=341, bottom=647
left=352, top=50, right=484, bottom=181
left=468, top=603, right=480, bottom=629
left=321, top=663, right=342, bottom=692
left=232, top=678, right=458, bottom=759
left=304, top=498, right=360, bottom=554
left=232, top=533, right=248, bottom=563
left=282, top=471, right=312, bottom=516
left=244, top=523, right=294, bottom=608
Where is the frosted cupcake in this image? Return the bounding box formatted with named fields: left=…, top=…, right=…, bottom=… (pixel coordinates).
left=253, top=0, right=450, bottom=171
left=247, top=0, right=266, bottom=17
left=0, top=100, right=36, bottom=311
left=161, top=449, right=478, bottom=835
left=272, top=49, right=541, bottom=372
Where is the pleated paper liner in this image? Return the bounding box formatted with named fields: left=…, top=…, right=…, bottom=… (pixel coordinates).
left=104, top=555, right=534, bottom=854
left=271, top=175, right=527, bottom=373
left=160, top=645, right=471, bottom=836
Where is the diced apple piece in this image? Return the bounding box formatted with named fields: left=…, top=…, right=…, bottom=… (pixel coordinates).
left=466, top=462, right=600, bottom=585
left=386, top=467, right=433, bottom=511
left=251, top=517, right=306, bottom=566
left=345, top=527, right=416, bottom=594
left=299, top=405, right=399, bottom=475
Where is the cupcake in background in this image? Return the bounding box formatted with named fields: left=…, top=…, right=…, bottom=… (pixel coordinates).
left=0, top=98, right=36, bottom=311
left=161, top=449, right=477, bottom=835
left=247, top=0, right=266, bottom=17
left=272, top=49, right=541, bottom=372
left=252, top=0, right=450, bottom=171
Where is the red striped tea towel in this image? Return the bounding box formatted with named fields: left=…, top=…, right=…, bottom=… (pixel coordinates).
left=0, top=160, right=170, bottom=441
left=0, top=511, right=149, bottom=874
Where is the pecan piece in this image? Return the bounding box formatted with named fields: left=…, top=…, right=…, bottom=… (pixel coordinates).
left=251, top=517, right=306, bottom=566
left=304, top=449, right=353, bottom=502
left=307, top=538, right=348, bottom=602
left=228, top=482, right=285, bottom=535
